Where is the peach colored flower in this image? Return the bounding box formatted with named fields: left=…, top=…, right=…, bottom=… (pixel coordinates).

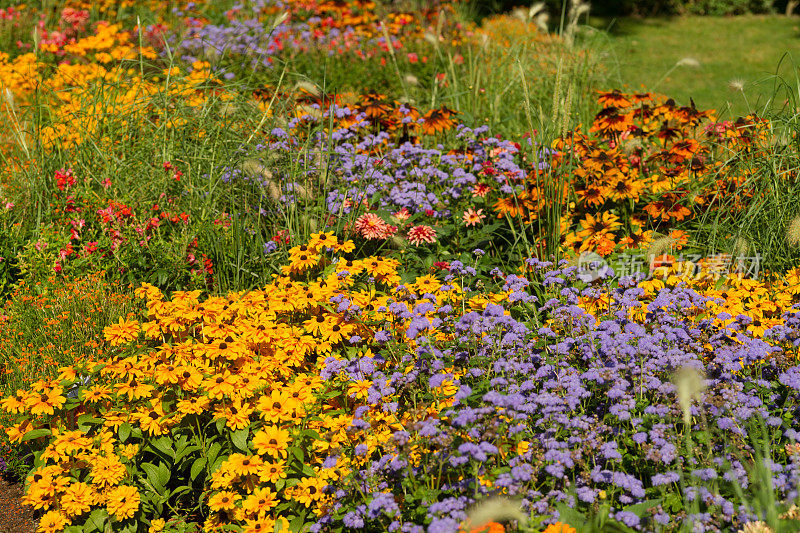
left=463, top=208, right=486, bottom=227
left=355, top=213, right=397, bottom=240
left=407, top=225, right=436, bottom=246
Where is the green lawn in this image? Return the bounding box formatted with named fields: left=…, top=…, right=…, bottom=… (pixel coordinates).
left=588, top=15, right=800, bottom=119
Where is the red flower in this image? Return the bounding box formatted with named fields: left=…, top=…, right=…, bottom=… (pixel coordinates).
left=55, top=168, right=75, bottom=191
left=407, top=225, right=436, bottom=246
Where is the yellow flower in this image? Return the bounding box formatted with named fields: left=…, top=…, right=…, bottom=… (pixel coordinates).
left=103, top=317, right=140, bottom=346
left=242, top=486, right=278, bottom=516
left=149, top=518, right=166, bottom=533
left=37, top=510, right=69, bottom=533
left=92, top=454, right=127, bottom=486
left=253, top=426, right=291, bottom=459
left=61, top=482, right=95, bottom=517
left=289, top=477, right=326, bottom=507
left=208, top=490, right=241, bottom=512
left=106, top=485, right=140, bottom=520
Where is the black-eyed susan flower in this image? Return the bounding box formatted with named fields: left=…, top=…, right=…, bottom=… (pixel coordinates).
left=203, top=371, right=238, bottom=399
left=106, top=485, right=140, bottom=520
left=258, top=460, right=287, bottom=484
left=208, top=490, right=241, bottom=512
left=289, top=476, right=326, bottom=507
left=61, top=481, right=95, bottom=518
left=253, top=425, right=290, bottom=459
left=91, top=454, right=127, bottom=486
left=215, top=399, right=253, bottom=430
left=36, top=510, right=69, bottom=533
left=25, top=387, right=66, bottom=416
left=242, top=486, right=278, bottom=516
left=22, top=483, right=58, bottom=510
left=103, top=317, right=140, bottom=346
left=256, top=391, right=295, bottom=424
left=576, top=212, right=621, bottom=239
left=81, top=385, right=112, bottom=403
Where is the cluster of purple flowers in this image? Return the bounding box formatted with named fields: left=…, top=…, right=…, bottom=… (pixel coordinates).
left=218, top=108, right=529, bottom=223
left=162, top=1, right=408, bottom=78
left=314, top=260, right=800, bottom=531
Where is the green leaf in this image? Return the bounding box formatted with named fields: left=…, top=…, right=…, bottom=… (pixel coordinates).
left=118, top=423, right=132, bottom=443
left=85, top=508, right=109, bottom=532
left=155, top=462, right=171, bottom=489
left=210, top=456, right=225, bottom=475
left=623, top=498, right=662, bottom=517
left=140, top=462, right=165, bottom=493
left=119, top=522, right=138, bottom=533
left=206, top=441, right=222, bottom=466
left=175, top=444, right=201, bottom=463
left=191, top=457, right=207, bottom=481
left=22, top=428, right=51, bottom=442
left=289, top=511, right=308, bottom=532
left=170, top=485, right=194, bottom=499
left=231, top=428, right=249, bottom=452
left=76, top=414, right=104, bottom=432
left=301, top=429, right=320, bottom=440
left=554, top=503, right=587, bottom=528
left=148, top=436, right=175, bottom=461
left=290, top=446, right=304, bottom=463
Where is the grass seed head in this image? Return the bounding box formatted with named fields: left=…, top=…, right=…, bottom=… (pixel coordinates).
left=673, top=366, right=706, bottom=426
left=738, top=522, right=774, bottom=533
left=728, top=78, right=746, bottom=92
left=404, top=73, right=419, bottom=86
left=677, top=57, right=701, bottom=68
left=786, top=215, right=800, bottom=247
left=462, top=497, right=527, bottom=531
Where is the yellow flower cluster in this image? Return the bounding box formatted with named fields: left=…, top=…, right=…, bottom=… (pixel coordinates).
left=0, top=233, right=479, bottom=531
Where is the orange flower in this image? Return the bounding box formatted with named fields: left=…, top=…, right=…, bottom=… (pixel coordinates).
left=103, top=317, right=140, bottom=346
left=543, top=523, right=577, bottom=533
left=465, top=522, right=505, bottom=533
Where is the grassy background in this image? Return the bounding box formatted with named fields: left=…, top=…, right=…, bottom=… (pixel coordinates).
left=587, top=15, right=800, bottom=118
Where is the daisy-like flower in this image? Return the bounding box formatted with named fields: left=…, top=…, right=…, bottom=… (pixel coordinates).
left=208, top=490, right=241, bottom=512
left=407, top=225, right=436, bottom=246
left=26, top=387, right=66, bottom=416
left=106, top=485, right=140, bottom=520
left=242, top=486, right=278, bottom=516
left=463, top=208, right=486, bottom=227
left=392, top=208, right=411, bottom=222
left=472, top=183, right=491, bottom=197
left=36, top=510, right=68, bottom=533
left=103, top=317, right=140, bottom=346
left=253, top=425, right=291, bottom=458
left=576, top=212, right=621, bottom=239
left=259, top=460, right=287, bottom=483
left=61, top=482, right=94, bottom=517
left=0, top=391, right=25, bottom=414
left=289, top=477, right=327, bottom=507
left=355, top=213, right=397, bottom=240
left=91, top=454, right=127, bottom=486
